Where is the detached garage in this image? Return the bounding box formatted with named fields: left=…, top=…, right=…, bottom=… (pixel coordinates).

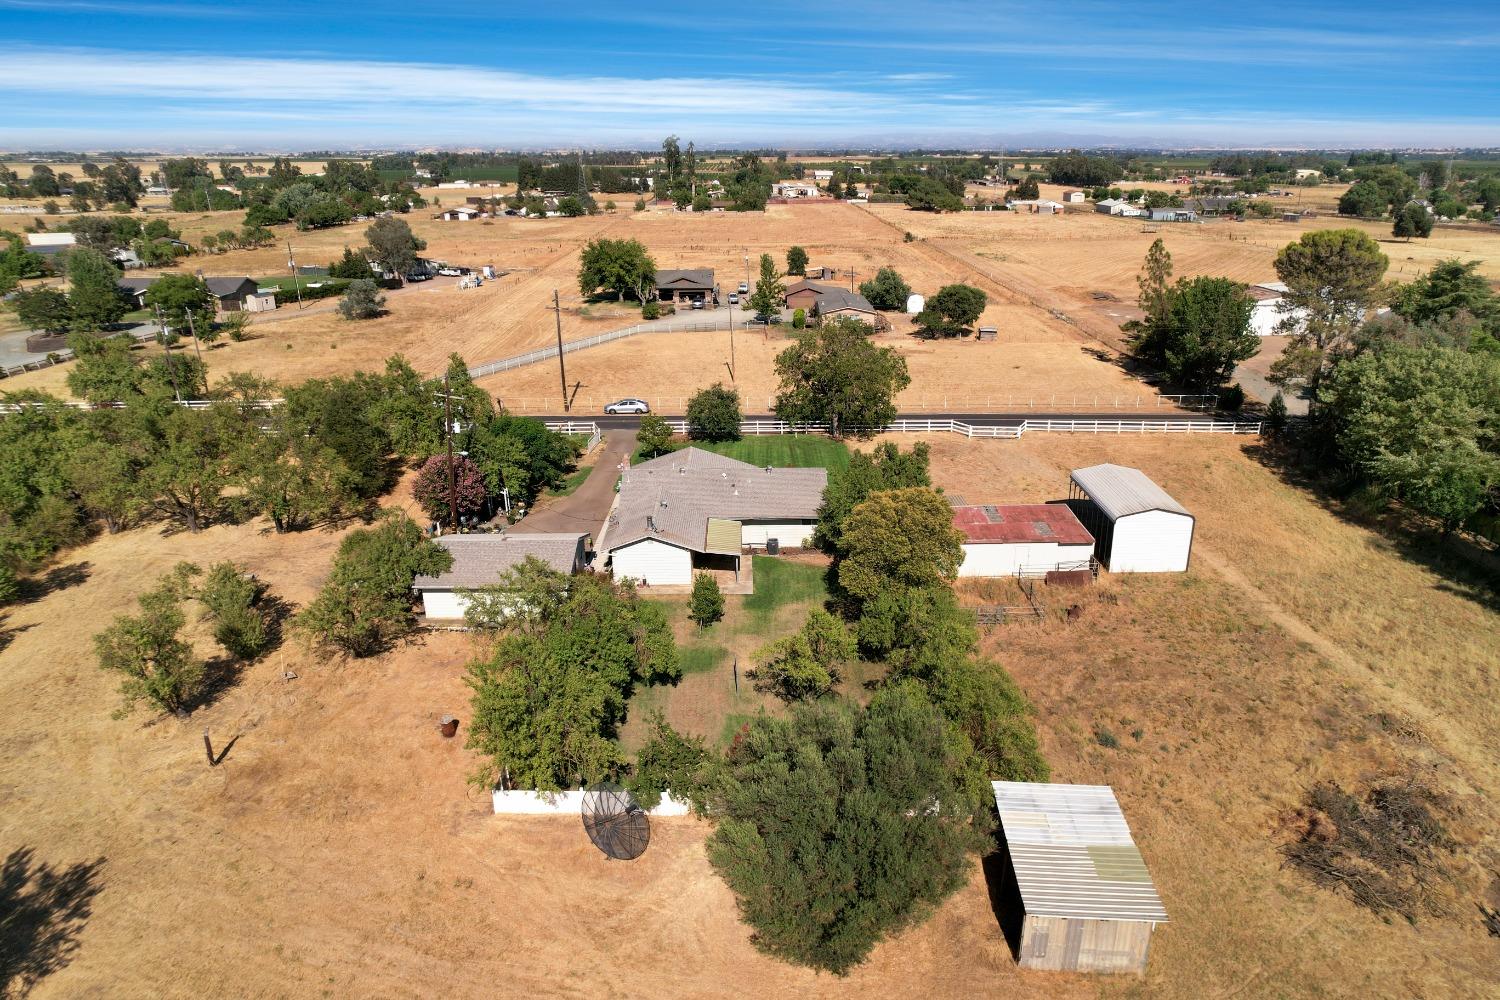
left=993, top=781, right=1168, bottom=974
left=953, top=504, right=1094, bottom=578
left=1067, top=465, right=1194, bottom=573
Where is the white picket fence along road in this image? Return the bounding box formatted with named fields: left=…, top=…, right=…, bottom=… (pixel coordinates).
left=499, top=392, right=1220, bottom=415
left=469, top=318, right=736, bottom=379
left=544, top=420, right=604, bottom=453
left=0, top=327, right=161, bottom=380
left=0, top=397, right=283, bottom=415
left=590, top=417, right=1262, bottom=439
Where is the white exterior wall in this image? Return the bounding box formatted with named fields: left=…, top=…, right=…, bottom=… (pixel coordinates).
left=421, top=590, right=470, bottom=620
left=958, top=541, right=1093, bottom=577
left=741, top=521, right=815, bottom=549
left=1250, top=300, right=1310, bottom=337
left=1108, top=510, right=1193, bottom=573
left=610, top=538, right=692, bottom=585
left=492, top=789, right=691, bottom=816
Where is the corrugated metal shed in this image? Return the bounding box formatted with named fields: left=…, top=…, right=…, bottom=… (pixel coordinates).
left=993, top=781, right=1168, bottom=923
left=704, top=518, right=743, bottom=555
left=1069, top=465, right=1190, bottom=520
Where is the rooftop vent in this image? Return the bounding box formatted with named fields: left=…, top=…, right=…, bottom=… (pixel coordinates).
left=647, top=515, right=657, bottom=533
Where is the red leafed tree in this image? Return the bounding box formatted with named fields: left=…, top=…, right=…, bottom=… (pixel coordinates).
left=412, top=454, right=487, bottom=521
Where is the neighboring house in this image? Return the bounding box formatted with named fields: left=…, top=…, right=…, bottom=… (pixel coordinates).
left=1066, top=464, right=1194, bottom=573
left=412, top=532, right=588, bottom=620
left=1246, top=281, right=1305, bottom=337
left=810, top=169, right=834, bottom=181
left=772, top=182, right=821, bottom=198
left=116, top=275, right=260, bottom=312
left=1061, top=190, right=1086, bottom=203
left=1294, top=168, right=1321, bottom=180
left=782, top=280, right=882, bottom=328
left=992, top=781, right=1168, bottom=974
left=952, top=504, right=1095, bottom=578
left=1094, top=198, right=1145, bottom=217
left=1148, top=207, right=1198, bottom=222
left=24, top=232, right=75, bottom=259
left=1193, top=196, right=1241, bottom=216
left=1010, top=199, right=1066, bottom=214
left=243, top=288, right=277, bottom=312
left=439, top=206, right=482, bottom=221
left=145, top=185, right=172, bottom=196
left=606, top=448, right=827, bottom=586
left=109, top=247, right=143, bottom=269
left=654, top=268, right=719, bottom=304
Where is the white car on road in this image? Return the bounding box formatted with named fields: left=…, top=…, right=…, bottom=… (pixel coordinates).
left=604, top=398, right=651, bottom=415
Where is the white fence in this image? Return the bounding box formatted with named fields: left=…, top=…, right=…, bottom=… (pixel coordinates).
left=645, top=418, right=1259, bottom=438
left=0, top=327, right=161, bottom=380
left=491, top=788, right=691, bottom=816
left=543, top=420, right=603, bottom=453
left=469, top=318, right=735, bottom=379
left=493, top=393, right=1218, bottom=415
left=0, top=397, right=283, bottom=415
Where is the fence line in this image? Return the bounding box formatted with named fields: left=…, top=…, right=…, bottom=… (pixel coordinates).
left=0, top=327, right=160, bottom=380
left=0, top=397, right=283, bottom=415
left=499, top=393, right=1220, bottom=415
left=469, top=318, right=736, bottom=379
left=623, top=417, right=1260, bottom=439
left=543, top=420, right=603, bottom=453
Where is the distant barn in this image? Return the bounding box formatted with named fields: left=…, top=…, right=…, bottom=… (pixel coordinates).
left=1067, top=464, right=1194, bottom=573
left=992, top=781, right=1168, bottom=974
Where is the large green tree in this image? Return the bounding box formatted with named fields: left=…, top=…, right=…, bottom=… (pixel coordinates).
left=773, top=318, right=911, bottom=436
left=465, top=574, right=679, bottom=789
left=64, top=247, right=127, bottom=333
left=94, top=572, right=203, bottom=716
left=1129, top=276, right=1259, bottom=390
left=837, top=487, right=964, bottom=604
left=914, top=283, right=987, bottom=338
left=1268, top=229, right=1389, bottom=401
left=706, top=683, right=991, bottom=975
left=786, top=246, right=808, bottom=276
left=685, top=382, right=741, bottom=442
left=295, top=513, right=453, bottom=657
left=142, top=273, right=213, bottom=338
left=577, top=237, right=656, bottom=301
left=814, top=441, right=931, bottom=555
left=748, top=252, right=785, bottom=321
left=858, top=267, right=912, bottom=311
left=364, top=216, right=426, bottom=282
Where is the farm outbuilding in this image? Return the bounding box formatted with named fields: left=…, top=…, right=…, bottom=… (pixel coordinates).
left=953, top=505, right=1094, bottom=578
left=1067, top=464, right=1193, bottom=572
left=992, top=781, right=1168, bottom=974
left=412, top=532, right=588, bottom=620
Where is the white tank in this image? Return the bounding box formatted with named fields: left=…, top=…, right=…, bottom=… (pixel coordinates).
left=906, top=294, right=925, bottom=315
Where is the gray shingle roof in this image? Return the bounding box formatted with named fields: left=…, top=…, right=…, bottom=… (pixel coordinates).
left=654, top=268, right=715, bottom=290
left=609, top=448, right=827, bottom=554
left=1070, top=464, right=1191, bottom=520
left=413, top=532, right=585, bottom=590
left=994, top=781, right=1169, bottom=923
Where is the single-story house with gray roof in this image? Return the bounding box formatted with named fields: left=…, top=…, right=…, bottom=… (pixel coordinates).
left=653, top=268, right=718, bottom=304
left=606, top=448, right=827, bottom=586
left=412, top=532, right=588, bottom=620
left=117, top=275, right=260, bottom=312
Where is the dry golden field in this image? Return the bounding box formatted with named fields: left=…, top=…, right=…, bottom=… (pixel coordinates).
left=2, top=432, right=1496, bottom=998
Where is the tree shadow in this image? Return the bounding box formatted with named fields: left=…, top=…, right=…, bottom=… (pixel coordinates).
left=183, top=593, right=294, bottom=714
left=15, top=562, right=91, bottom=605
left=0, top=619, right=33, bottom=656
left=0, top=847, right=106, bottom=997
left=1244, top=439, right=1500, bottom=613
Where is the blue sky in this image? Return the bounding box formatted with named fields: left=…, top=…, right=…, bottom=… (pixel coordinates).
left=2, top=0, right=1497, bottom=149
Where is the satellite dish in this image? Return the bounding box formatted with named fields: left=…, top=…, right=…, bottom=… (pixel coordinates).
left=581, top=782, right=650, bottom=860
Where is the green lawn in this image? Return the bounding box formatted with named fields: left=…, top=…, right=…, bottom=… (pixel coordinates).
left=253, top=275, right=349, bottom=292
left=549, top=462, right=594, bottom=498
left=695, top=435, right=850, bottom=471
left=742, top=556, right=830, bottom=624
left=679, top=642, right=729, bottom=675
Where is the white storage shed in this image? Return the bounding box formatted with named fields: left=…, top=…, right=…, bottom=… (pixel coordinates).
left=1067, top=465, right=1193, bottom=573
left=953, top=504, right=1094, bottom=578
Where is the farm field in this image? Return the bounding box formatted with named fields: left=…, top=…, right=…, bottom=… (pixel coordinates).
left=2, top=202, right=1177, bottom=413
left=2, top=431, right=1496, bottom=997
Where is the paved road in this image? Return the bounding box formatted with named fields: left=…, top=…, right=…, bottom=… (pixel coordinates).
left=524, top=411, right=1230, bottom=430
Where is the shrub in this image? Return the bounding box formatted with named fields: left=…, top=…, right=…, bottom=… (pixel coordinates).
left=1093, top=725, right=1119, bottom=749
left=1218, top=383, right=1246, bottom=411
left=337, top=279, right=385, bottom=320
left=94, top=574, right=202, bottom=716
left=629, top=714, right=711, bottom=810
left=687, top=572, right=724, bottom=629
left=1267, top=391, right=1288, bottom=431
left=791, top=307, right=805, bottom=329
left=199, top=561, right=269, bottom=659
left=411, top=454, right=487, bottom=522
left=641, top=299, right=662, bottom=320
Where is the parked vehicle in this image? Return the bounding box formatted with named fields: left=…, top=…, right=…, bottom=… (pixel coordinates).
left=405, top=271, right=432, bottom=282
left=438, top=267, right=462, bottom=276
left=737, top=281, right=749, bottom=294
left=727, top=293, right=739, bottom=304
left=691, top=299, right=704, bottom=309
left=604, top=398, right=651, bottom=415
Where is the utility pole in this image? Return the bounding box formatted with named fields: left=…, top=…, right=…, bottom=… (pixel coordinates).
left=154, top=306, right=182, bottom=402
left=551, top=289, right=569, bottom=413
left=843, top=266, right=857, bottom=292
left=287, top=241, right=304, bottom=309
left=728, top=302, right=736, bottom=382
left=442, top=373, right=458, bottom=533
left=743, top=253, right=749, bottom=293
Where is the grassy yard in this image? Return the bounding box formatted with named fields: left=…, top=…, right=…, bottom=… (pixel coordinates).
left=620, top=556, right=837, bottom=752
left=548, top=461, right=595, bottom=498
left=687, top=434, right=851, bottom=471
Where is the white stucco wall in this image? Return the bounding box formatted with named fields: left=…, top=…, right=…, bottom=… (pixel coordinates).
left=1108, top=510, right=1194, bottom=573
left=1251, top=300, right=1310, bottom=337
left=958, top=541, right=1094, bottom=577
left=610, top=538, right=692, bottom=585
left=740, top=520, right=816, bottom=549
left=420, top=590, right=470, bottom=620
left=492, top=789, right=691, bottom=815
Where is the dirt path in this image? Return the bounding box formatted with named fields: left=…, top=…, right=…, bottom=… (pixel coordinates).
left=1192, top=543, right=1493, bottom=796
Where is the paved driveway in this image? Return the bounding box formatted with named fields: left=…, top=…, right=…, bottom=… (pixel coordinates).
left=508, top=431, right=632, bottom=544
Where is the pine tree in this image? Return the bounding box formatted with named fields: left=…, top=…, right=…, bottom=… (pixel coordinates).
left=687, top=572, right=724, bottom=629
